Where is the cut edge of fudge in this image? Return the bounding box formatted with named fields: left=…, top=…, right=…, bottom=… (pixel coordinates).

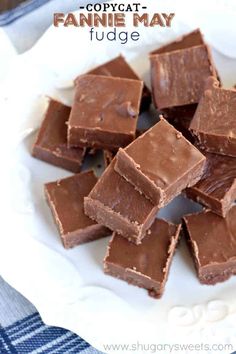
left=32, top=98, right=86, bottom=173
left=44, top=171, right=110, bottom=249
left=186, top=151, right=236, bottom=217
left=186, top=180, right=236, bottom=217
left=104, top=220, right=181, bottom=298
left=68, top=127, right=136, bottom=152
left=84, top=159, right=158, bottom=245
left=183, top=210, right=236, bottom=285
left=150, top=28, right=204, bottom=55
left=115, top=118, right=206, bottom=206
left=68, top=75, right=144, bottom=151
left=84, top=195, right=158, bottom=245
left=150, top=44, right=217, bottom=110
left=33, top=144, right=86, bottom=173
left=74, top=55, right=152, bottom=112
left=190, top=77, right=236, bottom=157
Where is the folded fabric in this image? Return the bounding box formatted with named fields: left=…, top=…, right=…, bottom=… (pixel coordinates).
left=0, top=277, right=102, bottom=353
left=0, top=0, right=50, bottom=26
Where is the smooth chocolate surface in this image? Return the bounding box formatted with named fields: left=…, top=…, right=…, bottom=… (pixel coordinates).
left=186, top=153, right=236, bottom=217
left=45, top=171, right=109, bottom=249
left=32, top=99, right=85, bottom=172
left=150, top=45, right=216, bottom=109
left=151, top=30, right=202, bottom=132
left=115, top=119, right=206, bottom=206
left=183, top=208, right=236, bottom=285
left=190, top=77, right=236, bottom=157
left=68, top=75, right=143, bottom=150
left=84, top=160, right=158, bottom=244
left=151, top=29, right=204, bottom=55
left=76, top=55, right=151, bottom=111
left=104, top=218, right=181, bottom=298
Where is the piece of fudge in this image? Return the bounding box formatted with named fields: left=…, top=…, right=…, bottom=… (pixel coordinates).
left=115, top=118, right=206, bottom=206
left=84, top=160, right=158, bottom=245
left=32, top=99, right=85, bottom=172
left=186, top=152, right=236, bottom=217
left=150, top=44, right=216, bottom=110
left=104, top=218, right=181, bottom=298
left=190, top=77, right=236, bottom=157
left=45, top=171, right=110, bottom=249
left=75, top=55, right=151, bottom=111
left=151, top=29, right=204, bottom=55
left=68, top=75, right=143, bottom=151
left=183, top=208, right=236, bottom=285
left=151, top=29, right=207, bottom=134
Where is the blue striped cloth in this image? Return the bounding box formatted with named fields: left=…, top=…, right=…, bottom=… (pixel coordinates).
left=0, top=0, right=50, bottom=26
left=0, top=277, right=103, bottom=354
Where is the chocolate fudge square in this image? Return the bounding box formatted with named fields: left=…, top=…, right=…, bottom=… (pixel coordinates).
left=104, top=218, right=181, bottom=298
left=190, top=77, right=236, bottom=157
left=75, top=55, right=151, bottom=111
left=183, top=208, right=236, bottom=285
left=84, top=160, right=158, bottom=245
left=45, top=171, right=109, bottom=249
left=151, top=29, right=204, bottom=133
left=32, top=99, right=85, bottom=172
left=68, top=75, right=143, bottom=150
left=115, top=119, right=206, bottom=206
left=150, top=44, right=216, bottom=109
left=151, top=29, right=204, bottom=55
left=186, top=152, right=236, bottom=217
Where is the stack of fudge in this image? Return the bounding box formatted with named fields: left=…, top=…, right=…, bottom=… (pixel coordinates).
left=32, top=29, right=236, bottom=299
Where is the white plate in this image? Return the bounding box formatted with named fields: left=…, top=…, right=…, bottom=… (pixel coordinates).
left=1, top=1, right=236, bottom=353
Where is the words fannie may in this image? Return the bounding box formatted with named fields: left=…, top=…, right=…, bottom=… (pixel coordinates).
left=54, top=13, right=175, bottom=28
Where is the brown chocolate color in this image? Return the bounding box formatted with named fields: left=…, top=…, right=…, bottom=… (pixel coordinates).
left=152, top=29, right=221, bottom=132
left=186, top=153, right=236, bottom=217
left=84, top=160, right=158, bottom=245
left=76, top=55, right=151, bottom=112
left=32, top=99, right=85, bottom=172
left=68, top=75, right=143, bottom=151
left=190, top=77, right=236, bottom=157
left=160, top=105, right=197, bottom=142
left=45, top=171, right=109, bottom=249
left=151, top=29, right=214, bottom=133
left=115, top=119, right=206, bottom=206
left=151, top=29, right=203, bottom=134
left=103, top=150, right=115, bottom=168
left=0, top=0, right=26, bottom=12
left=104, top=219, right=181, bottom=298
left=151, top=29, right=204, bottom=55
left=183, top=208, right=236, bottom=285
left=150, top=44, right=216, bottom=109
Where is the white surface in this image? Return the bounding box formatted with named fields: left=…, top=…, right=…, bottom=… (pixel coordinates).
left=3, top=0, right=104, bottom=53
left=0, top=29, right=17, bottom=80
left=3, top=0, right=75, bottom=53
left=1, top=1, right=236, bottom=353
